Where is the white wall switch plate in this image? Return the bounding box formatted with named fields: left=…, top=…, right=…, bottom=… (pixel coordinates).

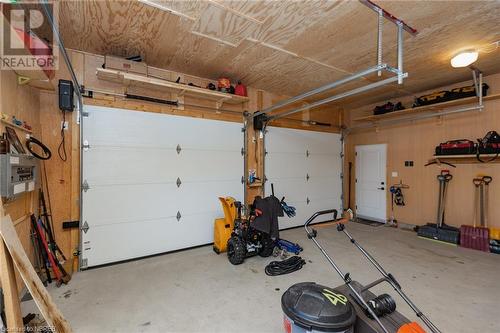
left=391, top=171, right=398, bottom=178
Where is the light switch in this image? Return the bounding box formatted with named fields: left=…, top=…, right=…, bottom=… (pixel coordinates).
left=391, top=171, right=398, bottom=178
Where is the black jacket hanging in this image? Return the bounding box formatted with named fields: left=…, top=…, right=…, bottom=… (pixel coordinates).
left=251, top=195, right=284, bottom=239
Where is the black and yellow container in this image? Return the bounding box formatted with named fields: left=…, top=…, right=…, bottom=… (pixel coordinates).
left=213, top=197, right=237, bottom=254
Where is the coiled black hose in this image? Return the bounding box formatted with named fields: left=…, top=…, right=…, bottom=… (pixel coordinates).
left=26, top=136, right=52, bottom=160
left=265, top=256, right=306, bottom=276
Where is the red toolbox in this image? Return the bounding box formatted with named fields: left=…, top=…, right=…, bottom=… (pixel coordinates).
left=460, top=225, right=490, bottom=252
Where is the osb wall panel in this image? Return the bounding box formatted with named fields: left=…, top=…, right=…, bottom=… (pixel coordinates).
left=345, top=73, right=500, bottom=228
left=0, top=68, right=41, bottom=291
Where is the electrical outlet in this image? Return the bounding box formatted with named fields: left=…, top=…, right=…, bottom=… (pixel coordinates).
left=61, top=121, right=69, bottom=130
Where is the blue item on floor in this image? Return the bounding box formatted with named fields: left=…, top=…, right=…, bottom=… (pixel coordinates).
left=277, top=239, right=303, bottom=255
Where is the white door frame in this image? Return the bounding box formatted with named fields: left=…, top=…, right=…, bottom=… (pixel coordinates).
left=355, top=143, right=387, bottom=223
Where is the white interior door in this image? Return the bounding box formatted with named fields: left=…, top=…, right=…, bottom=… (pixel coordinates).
left=355, top=144, right=387, bottom=222
left=81, top=105, right=243, bottom=267
left=265, top=128, right=342, bottom=229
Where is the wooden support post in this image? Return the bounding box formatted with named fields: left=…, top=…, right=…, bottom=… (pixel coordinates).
left=0, top=214, right=73, bottom=333
left=0, top=198, right=23, bottom=331
left=0, top=237, right=23, bottom=330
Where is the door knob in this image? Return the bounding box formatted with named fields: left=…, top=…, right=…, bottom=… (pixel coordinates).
left=377, top=187, right=385, bottom=190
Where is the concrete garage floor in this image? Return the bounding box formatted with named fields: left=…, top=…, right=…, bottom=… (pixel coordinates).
left=23, top=223, right=500, bottom=333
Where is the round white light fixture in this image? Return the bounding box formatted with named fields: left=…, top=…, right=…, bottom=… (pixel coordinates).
left=450, top=50, right=479, bottom=68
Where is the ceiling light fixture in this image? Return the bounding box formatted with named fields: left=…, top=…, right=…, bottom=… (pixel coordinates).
left=451, top=50, right=479, bottom=68
left=450, top=40, right=499, bottom=68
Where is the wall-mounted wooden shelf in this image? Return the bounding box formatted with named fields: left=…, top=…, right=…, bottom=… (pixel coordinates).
left=0, top=119, right=33, bottom=134
left=353, top=93, right=500, bottom=122
left=96, top=68, right=249, bottom=106
left=247, top=182, right=263, bottom=188
left=429, top=154, right=500, bottom=164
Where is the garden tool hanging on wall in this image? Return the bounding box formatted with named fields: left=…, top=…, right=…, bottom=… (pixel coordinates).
left=388, top=181, right=409, bottom=226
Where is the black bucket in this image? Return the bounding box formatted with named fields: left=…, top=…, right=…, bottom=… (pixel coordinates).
left=281, top=282, right=356, bottom=333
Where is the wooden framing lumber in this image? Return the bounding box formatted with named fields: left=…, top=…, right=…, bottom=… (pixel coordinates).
left=0, top=237, right=23, bottom=330
left=0, top=214, right=72, bottom=333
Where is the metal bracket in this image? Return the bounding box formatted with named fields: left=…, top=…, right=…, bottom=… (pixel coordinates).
left=82, top=140, right=90, bottom=151
left=176, top=177, right=182, bottom=188
left=306, top=150, right=310, bottom=157
left=82, top=180, right=90, bottom=192
left=241, top=147, right=245, bottom=156
left=176, top=144, right=182, bottom=154
left=241, top=176, right=245, bottom=184
left=306, top=197, right=310, bottom=205
left=377, top=8, right=383, bottom=76
left=82, top=221, right=89, bottom=234
left=471, top=68, right=483, bottom=110
left=306, top=174, right=310, bottom=181
left=176, top=211, right=182, bottom=221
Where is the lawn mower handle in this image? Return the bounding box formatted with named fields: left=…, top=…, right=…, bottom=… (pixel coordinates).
left=304, top=209, right=338, bottom=238
left=303, top=209, right=442, bottom=333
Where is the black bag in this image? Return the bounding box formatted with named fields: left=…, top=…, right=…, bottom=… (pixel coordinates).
left=449, top=83, right=489, bottom=100
left=373, top=101, right=404, bottom=115
left=477, top=131, right=500, bottom=162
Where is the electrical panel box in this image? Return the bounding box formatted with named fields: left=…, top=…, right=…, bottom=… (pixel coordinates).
left=0, top=154, right=37, bottom=199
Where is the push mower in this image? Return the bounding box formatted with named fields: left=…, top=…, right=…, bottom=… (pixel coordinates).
left=226, top=202, right=275, bottom=265
left=281, top=209, right=441, bottom=333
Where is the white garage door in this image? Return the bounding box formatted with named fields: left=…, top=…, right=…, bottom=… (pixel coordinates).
left=81, top=105, right=243, bottom=267
left=265, top=127, right=342, bottom=229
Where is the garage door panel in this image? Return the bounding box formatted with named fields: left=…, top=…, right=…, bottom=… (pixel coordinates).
left=84, top=107, right=243, bottom=150
left=307, top=178, right=341, bottom=194
left=307, top=155, right=341, bottom=177
left=175, top=181, right=242, bottom=213
left=265, top=129, right=307, bottom=153
left=175, top=150, right=242, bottom=182
left=83, top=183, right=179, bottom=225
left=83, top=213, right=214, bottom=267
left=82, top=105, right=243, bottom=267
left=266, top=153, right=307, bottom=178
left=265, top=179, right=307, bottom=202
left=265, top=128, right=341, bottom=231
left=84, top=148, right=179, bottom=184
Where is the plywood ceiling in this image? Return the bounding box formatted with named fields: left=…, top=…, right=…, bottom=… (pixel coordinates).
left=54, top=0, right=500, bottom=109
